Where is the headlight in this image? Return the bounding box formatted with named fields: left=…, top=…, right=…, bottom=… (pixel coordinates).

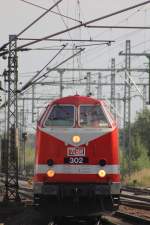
left=72, top=135, right=80, bottom=143
left=47, top=169, right=55, bottom=177
left=98, top=169, right=106, bottom=178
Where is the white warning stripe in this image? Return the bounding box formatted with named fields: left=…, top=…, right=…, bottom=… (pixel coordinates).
left=35, top=164, right=120, bottom=174
left=40, top=127, right=114, bottom=146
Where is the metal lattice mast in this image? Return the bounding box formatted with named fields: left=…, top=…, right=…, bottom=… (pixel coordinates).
left=86, top=72, right=91, bottom=95
left=77, top=0, right=82, bottom=79
left=143, top=84, right=147, bottom=109
left=59, top=70, right=64, bottom=98
left=110, top=58, right=116, bottom=113
left=32, top=84, right=35, bottom=122
left=116, top=93, right=121, bottom=127
left=19, top=98, right=25, bottom=171
left=123, top=40, right=131, bottom=175
left=4, top=35, right=20, bottom=201
left=97, top=72, right=102, bottom=99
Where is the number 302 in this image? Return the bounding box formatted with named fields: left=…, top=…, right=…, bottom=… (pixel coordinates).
left=69, top=157, right=83, bottom=164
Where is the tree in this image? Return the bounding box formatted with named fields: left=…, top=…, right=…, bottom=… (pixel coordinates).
left=133, top=109, right=150, bottom=158
left=120, top=108, right=150, bottom=174
left=131, top=133, right=144, bottom=160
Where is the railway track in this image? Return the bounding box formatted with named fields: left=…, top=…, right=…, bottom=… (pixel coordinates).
left=102, top=211, right=150, bottom=225
left=1, top=177, right=150, bottom=224
left=1, top=204, right=150, bottom=225
left=120, top=185, right=150, bottom=211
left=19, top=183, right=150, bottom=208
left=122, top=186, right=150, bottom=195
left=120, top=194, right=150, bottom=210
left=16, top=186, right=150, bottom=225
left=19, top=185, right=150, bottom=212
left=1, top=177, right=150, bottom=210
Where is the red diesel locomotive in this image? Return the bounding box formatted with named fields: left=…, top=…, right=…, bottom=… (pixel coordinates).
left=33, top=95, right=120, bottom=216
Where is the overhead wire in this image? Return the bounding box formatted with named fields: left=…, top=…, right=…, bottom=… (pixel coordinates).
left=91, top=3, right=149, bottom=47
left=0, top=40, right=75, bottom=109
left=17, top=0, right=63, bottom=37
left=82, top=28, right=147, bottom=66
left=23, top=47, right=81, bottom=51
left=12, top=0, right=148, bottom=90
left=20, top=44, right=67, bottom=92
left=82, top=4, right=150, bottom=67
left=0, top=0, right=149, bottom=58
left=34, top=48, right=85, bottom=84
left=75, top=0, right=82, bottom=74
left=17, top=38, right=113, bottom=42
left=1, top=0, right=150, bottom=110
left=52, top=0, right=76, bottom=74
left=20, top=48, right=85, bottom=93
left=52, top=0, right=74, bottom=42
left=0, top=0, right=63, bottom=52
left=20, top=0, right=81, bottom=23
left=11, top=1, right=150, bottom=51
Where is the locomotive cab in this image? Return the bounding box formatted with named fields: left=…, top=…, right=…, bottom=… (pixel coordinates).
left=33, top=95, right=120, bottom=216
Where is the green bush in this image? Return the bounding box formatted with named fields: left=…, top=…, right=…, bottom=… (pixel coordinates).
left=120, top=108, right=150, bottom=177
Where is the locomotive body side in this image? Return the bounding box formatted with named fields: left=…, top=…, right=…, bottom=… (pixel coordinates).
left=33, top=95, right=120, bottom=216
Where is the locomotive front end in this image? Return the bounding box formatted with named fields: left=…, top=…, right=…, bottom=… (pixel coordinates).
left=33, top=95, right=120, bottom=216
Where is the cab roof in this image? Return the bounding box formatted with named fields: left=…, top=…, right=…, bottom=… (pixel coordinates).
left=49, top=95, right=103, bottom=106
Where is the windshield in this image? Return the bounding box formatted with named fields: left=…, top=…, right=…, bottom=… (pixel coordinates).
left=45, top=105, right=74, bottom=127
left=79, top=105, right=109, bottom=128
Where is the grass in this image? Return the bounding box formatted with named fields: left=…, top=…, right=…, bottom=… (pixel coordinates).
left=123, top=168, right=150, bottom=187
left=25, top=148, right=35, bottom=164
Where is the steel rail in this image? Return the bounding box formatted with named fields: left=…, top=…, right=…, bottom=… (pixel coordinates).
left=115, top=211, right=150, bottom=225
left=121, top=199, right=150, bottom=210
left=1, top=174, right=150, bottom=224
left=102, top=211, right=150, bottom=225
left=121, top=194, right=150, bottom=203
left=122, top=186, right=150, bottom=195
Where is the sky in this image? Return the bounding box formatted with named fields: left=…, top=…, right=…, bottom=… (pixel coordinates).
left=0, top=0, right=150, bottom=130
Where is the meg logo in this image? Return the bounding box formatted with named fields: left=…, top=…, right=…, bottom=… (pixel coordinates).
left=67, top=147, right=85, bottom=156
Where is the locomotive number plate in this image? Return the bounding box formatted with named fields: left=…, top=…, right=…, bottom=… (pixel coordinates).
left=64, top=157, right=88, bottom=164
left=67, top=147, right=85, bottom=156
